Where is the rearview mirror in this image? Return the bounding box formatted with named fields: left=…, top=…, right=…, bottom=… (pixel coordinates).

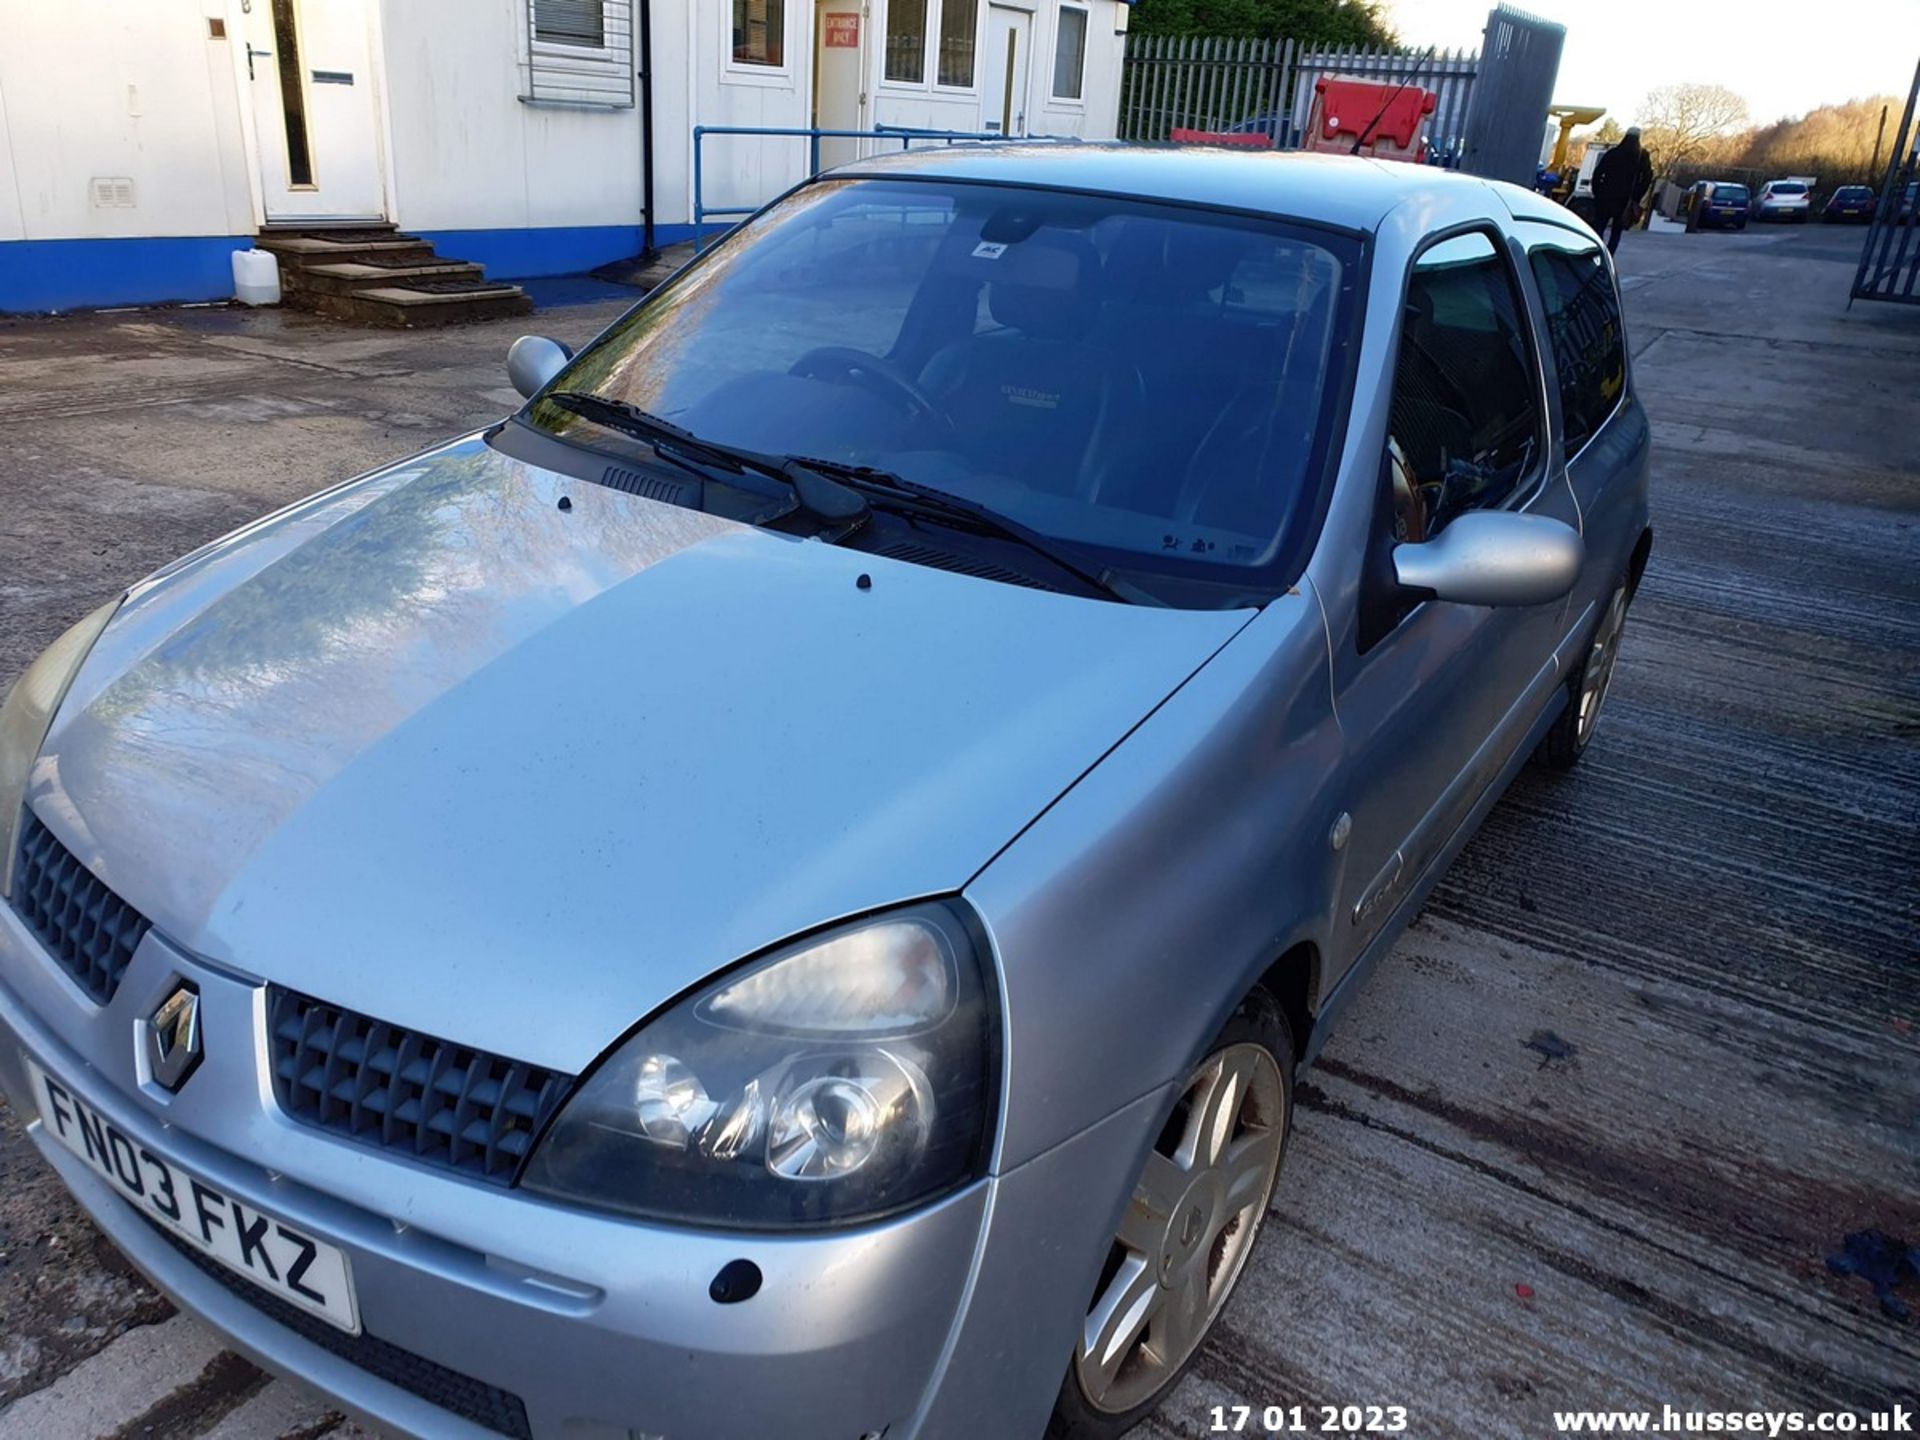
left=507, top=335, right=572, bottom=399
left=1393, top=511, right=1583, bottom=608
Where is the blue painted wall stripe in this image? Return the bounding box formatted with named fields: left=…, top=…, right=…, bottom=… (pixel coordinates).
left=414, top=223, right=697, bottom=279
left=0, top=236, right=252, bottom=314
left=1, top=223, right=697, bottom=313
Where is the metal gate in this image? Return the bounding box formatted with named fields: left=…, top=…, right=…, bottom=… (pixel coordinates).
left=1118, top=35, right=1479, bottom=160
left=1457, top=5, right=1564, bottom=185
left=1852, top=56, right=1920, bottom=306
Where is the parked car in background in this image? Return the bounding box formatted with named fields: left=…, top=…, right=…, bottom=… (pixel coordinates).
left=0, top=149, right=1650, bottom=1440
left=1686, top=180, right=1751, bottom=231
left=1822, top=185, right=1876, bottom=222
left=1754, top=179, right=1813, bottom=222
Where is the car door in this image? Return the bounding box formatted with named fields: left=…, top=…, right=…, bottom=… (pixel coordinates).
left=1325, top=228, right=1581, bottom=980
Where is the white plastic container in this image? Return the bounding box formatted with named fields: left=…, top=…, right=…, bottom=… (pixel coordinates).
left=231, top=247, right=281, bottom=306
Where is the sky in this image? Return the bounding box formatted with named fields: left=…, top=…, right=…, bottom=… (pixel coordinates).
left=1382, top=0, right=1920, bottom=131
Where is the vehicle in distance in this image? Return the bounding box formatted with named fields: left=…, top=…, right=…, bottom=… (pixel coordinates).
left=1754, top=178, right=1813, bottom=221
left=1822, top=184, right=1875, bottom=222
left=1686, top=180, right=1751, bottom=231
left=0, top=146, right=1650, bottom=1440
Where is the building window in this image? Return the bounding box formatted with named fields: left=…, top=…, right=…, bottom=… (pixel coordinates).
left=937, top=0, right=976, bottom=87
left=1052, top=4, right=1086, bottom=99
left=733, top=0, right=785, bottom=67
left=524, top=0, right=634, bottom=105
left=534, top=0, right=605, bottom=48
left=886, top=0, right=928, bottom=83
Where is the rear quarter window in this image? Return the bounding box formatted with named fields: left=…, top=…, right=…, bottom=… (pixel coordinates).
left=1525, top=234, right=1627, bottom=455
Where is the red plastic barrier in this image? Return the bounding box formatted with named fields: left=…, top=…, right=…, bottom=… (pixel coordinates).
left=1306, top=76, right=1435, bottom=163
left=1169, top=128, right=1273, bottom=149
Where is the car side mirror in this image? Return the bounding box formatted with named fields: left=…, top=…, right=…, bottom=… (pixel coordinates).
left=1393, top=511, right=1584, bottom=608
left=507, top=335, right=573, bottom=399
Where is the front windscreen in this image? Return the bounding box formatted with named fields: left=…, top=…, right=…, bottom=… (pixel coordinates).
left=526, top=178, right=1359, bottom=591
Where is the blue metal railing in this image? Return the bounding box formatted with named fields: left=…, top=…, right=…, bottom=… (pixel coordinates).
left=691, top=124, right=1061, bottom=248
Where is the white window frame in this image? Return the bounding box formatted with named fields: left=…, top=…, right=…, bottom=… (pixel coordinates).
left=532, top=0, right=611, bottom=50
left=1049, top=2, right=1088, bottom=106
left=932, top=0, right=982, bottom=95
left=724, top=0, right=796, bottom=87
left=523, top=0, right=635, bottom=108
left=879, top=0, right=933, bottom=91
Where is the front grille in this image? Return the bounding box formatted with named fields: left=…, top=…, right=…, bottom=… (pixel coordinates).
left=146, top=1220, right=532, bottom=1439
left=9, top=809, right=152, bottom=1005
left=268, top=989, right=572, bottom=1186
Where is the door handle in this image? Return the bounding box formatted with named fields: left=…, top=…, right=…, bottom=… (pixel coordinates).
left=247, top=46, right=272, bottom=81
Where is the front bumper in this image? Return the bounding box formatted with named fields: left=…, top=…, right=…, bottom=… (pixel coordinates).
left=0, top=897, right=1172, bottom=1440
left=0, top=898, right=1089, bottom=1440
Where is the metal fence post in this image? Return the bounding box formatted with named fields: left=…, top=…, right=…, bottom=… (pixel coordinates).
left=1851, top=55, right=1920, bottom=305
left=692, top=126, right=707, bottom=250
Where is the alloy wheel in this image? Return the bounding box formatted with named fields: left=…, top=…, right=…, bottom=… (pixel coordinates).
left=1074, top=1042, right=1286, bottom=1415
left=1576, top=586, right=1630, bottom=747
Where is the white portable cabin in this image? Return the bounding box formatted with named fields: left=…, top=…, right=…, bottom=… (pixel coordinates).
left=0, top=0, right=1135, bottom=313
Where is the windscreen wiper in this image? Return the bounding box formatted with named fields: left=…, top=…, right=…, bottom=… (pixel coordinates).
left=544, top=394, right=1142, bottom=602
left=786, top=455, right=1154, bottom=605
left=543, top=392, right=868, bottom=526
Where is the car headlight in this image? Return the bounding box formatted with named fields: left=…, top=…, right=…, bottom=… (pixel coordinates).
left=520, top=902, right=1000, bottom=1228
left=0, top=599, right=120, bottom=897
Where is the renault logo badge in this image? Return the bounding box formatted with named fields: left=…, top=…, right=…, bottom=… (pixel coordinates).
left=144, top=983, right=204, bottom=1092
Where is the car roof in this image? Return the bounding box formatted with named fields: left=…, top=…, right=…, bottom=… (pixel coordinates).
left=828, top=142, right=1510, bottom=233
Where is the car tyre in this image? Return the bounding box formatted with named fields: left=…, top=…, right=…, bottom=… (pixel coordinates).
left=1046, top=989, right=1295, bottom=1440
left=1537, top=576, right=1632, bottom=769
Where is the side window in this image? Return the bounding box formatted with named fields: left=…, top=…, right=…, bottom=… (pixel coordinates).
left=1527, top=239, right=1626, bottom=454
left=1385, top=231, right=1542, bottom=544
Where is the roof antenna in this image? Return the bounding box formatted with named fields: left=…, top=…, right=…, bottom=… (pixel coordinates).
left=1351, top=47, right=1437, bottom=156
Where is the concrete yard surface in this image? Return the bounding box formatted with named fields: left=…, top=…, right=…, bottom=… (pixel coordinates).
left=2, top=221, right=1918, bottom=1438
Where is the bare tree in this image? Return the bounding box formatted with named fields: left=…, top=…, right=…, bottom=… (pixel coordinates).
left=1636, top=83, right=1751, bottom=176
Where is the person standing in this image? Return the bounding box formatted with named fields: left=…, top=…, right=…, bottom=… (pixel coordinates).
left=1591, top=127, right=1655, bottom=253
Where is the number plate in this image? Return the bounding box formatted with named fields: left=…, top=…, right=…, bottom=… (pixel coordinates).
left=26, top=1057, right=360, bottom=1334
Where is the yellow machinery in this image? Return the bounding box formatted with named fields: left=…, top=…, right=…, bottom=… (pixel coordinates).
left=1546, top=104, right=1608, bottom=182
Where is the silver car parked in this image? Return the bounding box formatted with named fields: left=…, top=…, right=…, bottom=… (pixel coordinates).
left=0, top=147, right=1649, bottom=1440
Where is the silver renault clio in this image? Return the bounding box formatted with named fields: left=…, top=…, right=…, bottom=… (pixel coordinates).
left=0, top=147, right=1648, bottom=1440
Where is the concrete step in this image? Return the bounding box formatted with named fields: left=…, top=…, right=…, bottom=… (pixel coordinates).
left=255, top=231, right=436, bottom=270
left=287, top=258, right=488, bottom=298
left=254, top=226, right=532, bottom=326
left=285, top=279, right=534, bottom=327
left=592, top=239, right=700, bottom=293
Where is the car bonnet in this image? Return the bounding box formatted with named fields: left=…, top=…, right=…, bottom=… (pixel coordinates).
left=29, top=436, right=1253, bottom=1070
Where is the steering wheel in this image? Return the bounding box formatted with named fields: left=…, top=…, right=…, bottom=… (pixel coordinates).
left=789, top=346, right=948, bottom=430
